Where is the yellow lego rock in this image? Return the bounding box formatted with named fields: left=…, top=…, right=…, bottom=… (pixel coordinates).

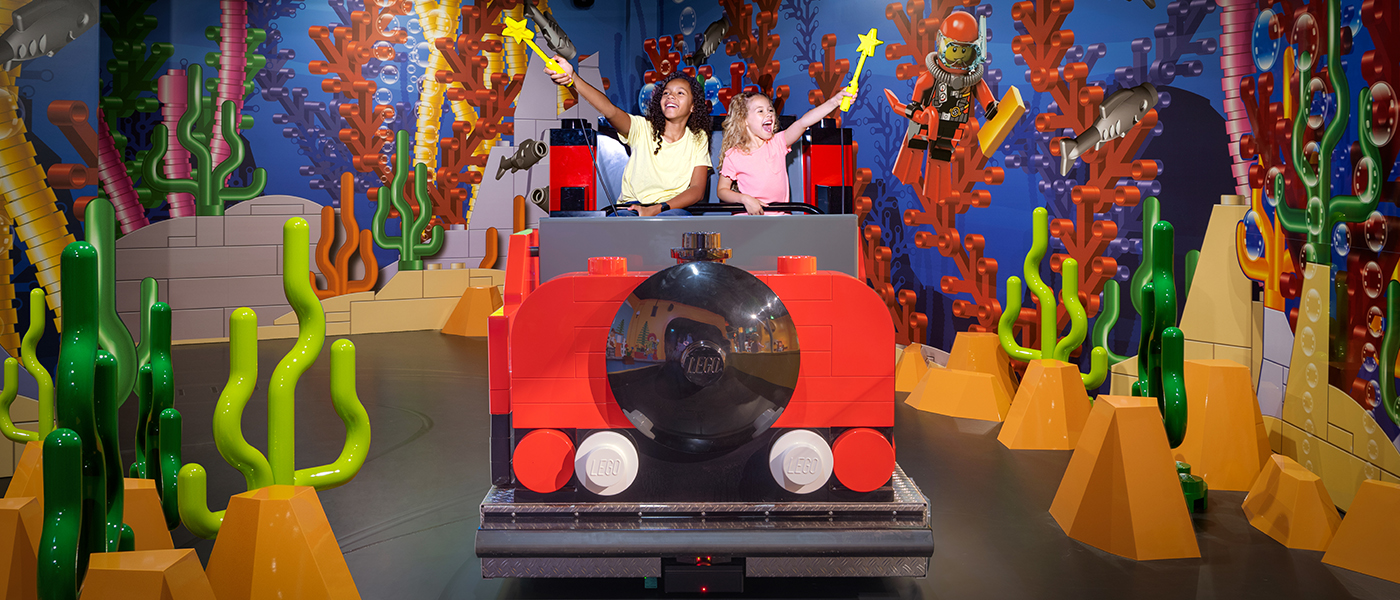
left=905, top=367, right=1006, bottom=422
left=274, top=291, right=374, bottom=326
left=81, top=549, right=216, bottom=600
left=373, top=270, right=425, bottom=300
left=205, top=486, right=360, bottom=600
left=3, top=441, right=40, bottom=505
left=0, top=497, right=38, bottom=600
left=1326, top=386, right=1400, bottom=476
left=1263, top=415, right=1283, bottom=454
left=350, top=297, right=459, bottom=335
left=122, top=479, right=173, bottom=551
left=1322, top=480, right=1400, bottom=584
left=1183, top=339, right=1214, bottom=360
left=1318, top=439, right=1377, bottom=512
left=945, top=332, right=1017, bottom=406
left=1242, top=454, right=1341, bottom=551
left=1049, top=396, right=1201, bottom=561
left=1174, top=360, right=1272, bottom=491
left=1178, top=203, right=1251, bottom=348
left=997, top=360, right=1091, bottom=450
left=894, top=343, right=929, bottom=393
left=423, top=268, right=474, bottom=298
left=1281, top=264, right=1330, bottom=436
left=441, top=286, right=504, bottom=337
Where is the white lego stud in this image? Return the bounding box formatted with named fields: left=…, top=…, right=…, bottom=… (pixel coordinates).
left=768, top=429, right=833, bottom=494
left=575, top=431, right=639, bottom=496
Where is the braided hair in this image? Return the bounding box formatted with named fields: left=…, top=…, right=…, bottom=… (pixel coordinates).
left=645, top=71, right=712, bottom=155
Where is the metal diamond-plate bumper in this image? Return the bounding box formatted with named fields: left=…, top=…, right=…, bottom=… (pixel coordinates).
left=477, top=464, right=933, bottom=578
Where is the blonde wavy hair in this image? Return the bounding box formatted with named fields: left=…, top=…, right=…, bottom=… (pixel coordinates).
left=720, top=91, right=768, bottom=157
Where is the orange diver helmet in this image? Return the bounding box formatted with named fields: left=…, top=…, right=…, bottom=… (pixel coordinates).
left=936, top=11, right=982, bottom=73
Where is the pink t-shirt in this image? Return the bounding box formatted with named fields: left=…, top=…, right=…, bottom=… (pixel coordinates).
left=720, top=135, right=790, bottom=205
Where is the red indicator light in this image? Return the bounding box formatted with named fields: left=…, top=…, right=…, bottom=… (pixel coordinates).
left=701, top=586, right=708, bottom=593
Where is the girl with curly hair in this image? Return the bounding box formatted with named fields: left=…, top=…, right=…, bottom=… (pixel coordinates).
left=717, top=89, right=852, bottom=214
left=548, top=58, right=711, bottom=216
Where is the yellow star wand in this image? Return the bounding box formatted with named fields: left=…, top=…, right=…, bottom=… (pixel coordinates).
left=502, top=16, right=572, bottom=86
left=841, top=28, right=883, bottom=112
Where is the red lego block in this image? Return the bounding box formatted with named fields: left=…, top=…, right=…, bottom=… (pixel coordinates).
left=576, top=352, right=605, bottom=378
left=489, top=388, right=510, bottom=415
left=832, top=428, right=895, bottom=492
left=512, top=377, right=595, bottom=404
left=762, top=273, right=833, bottom=301
left=573, top=273, right=645, bottom=302
left=513, top=402, right=633, bottom=430
left=799, top=350, right=831, bottom=378
left=572, top=326, right=609, bottom=355
left=796, top=325, right=832, bottom=351
left=831, top=276, right=896, bottom=378
left=791, top=376, right=890, bottom=405
left=504, top=232, right=537, bottom=307
left=488, top=313, right=510, bottom=391
left=773, top=400, right=894, bottom=428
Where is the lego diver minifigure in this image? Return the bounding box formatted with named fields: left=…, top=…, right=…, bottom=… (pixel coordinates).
left=885, top=11, right=1022, bottom=201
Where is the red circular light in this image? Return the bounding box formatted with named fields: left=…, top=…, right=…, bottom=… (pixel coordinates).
left=513, top=429, right=575, bottom=493
left=832, top=428, right=895, bottom=492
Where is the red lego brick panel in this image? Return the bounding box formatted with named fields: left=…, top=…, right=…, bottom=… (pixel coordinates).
left=831, top=274, right=896, bottom=378
left=790, top=376, right=891, bottom=404
left=774, top=400, right=894, bottom=428
left=799, top=350, right=832, bottom=378
left=489, top=388, right=510, bottom=415
left=513, top=401, right=633, bottom=429
left=762, top=273, right=833, bottom=301
left=488, top=313, right=511, bottom=391
left=796, top=325, right=832, bottom=351
left=576, top=352, right=605, bottom=379
left=573, top=273, right=645, bottom=302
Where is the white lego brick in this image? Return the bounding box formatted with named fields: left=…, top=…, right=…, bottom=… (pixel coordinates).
left=1258, top=359, right=1287, bottom=419
left=1262, top=307, right=1294, bottom=366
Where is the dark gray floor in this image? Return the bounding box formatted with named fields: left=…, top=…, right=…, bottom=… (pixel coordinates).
left=8, top=330, right=1399, bottom=599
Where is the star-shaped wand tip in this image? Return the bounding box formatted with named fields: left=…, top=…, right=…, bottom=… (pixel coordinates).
left=502, top=16, right=532, bottom=41
left=856, top=28, right=883, bottom=56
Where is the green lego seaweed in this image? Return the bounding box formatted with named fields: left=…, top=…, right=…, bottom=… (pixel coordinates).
left=373, top=130, right=444, bottom=270
left=1132, top=220, right=1187, bottom=448
left=37, top=243, right=134, bottom=600
left=1, top=288, right=54, bottom=442
left=998, top=207, right=1109, bottom=388
left=142, top=64, right=267, bottom=217
left=1090, top=279, right=1131, bottom=365
left=1273, top=0, right=1382, bottom=264
left=178, top=218, right=371, bottom=539
left=86, top=198, right=138, bottom=407
left=129, top=298, right=182, bottom=530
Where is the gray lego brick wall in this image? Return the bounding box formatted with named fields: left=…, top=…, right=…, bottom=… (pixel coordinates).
left=114, top=196, right=324, bottom=341
left=538, top=214, right=858, bottom=280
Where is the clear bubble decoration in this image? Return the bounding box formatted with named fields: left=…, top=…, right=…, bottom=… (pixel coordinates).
left=1244, top=210, right=1266, bottom=260
left=414, top=42, right=432, bottom=67
left=1368, top=308, right=1385, bottom=339
left=381, top=63, right=400, bottom=85
left=1304, top=288, right=1323, bottom=322
left=1305, top=362, right=1320, bottom=389
left=375, top=87, right=394, bottom=105
left=1370, top=81, right=1397, bottom=148
left=1300, top=326, right=1316, bottom=357
left=680, top=6, right=698, bottom=35
left=1333, top=222, right=1351, bottom=257
left=1252, top=9, right=1281, bottom=72
left=1293, top=12, right=1318, bottom=70
left=1363, top=341, right=1379, bottom=371
left=372, top=40, right=396, bottom=61
left=1363, top=260, right=1384, bottom=299
left=407, top=17, right=423, bottom=35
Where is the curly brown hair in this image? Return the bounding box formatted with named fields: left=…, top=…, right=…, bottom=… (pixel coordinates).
left=645, top=71, right=712, bottom=155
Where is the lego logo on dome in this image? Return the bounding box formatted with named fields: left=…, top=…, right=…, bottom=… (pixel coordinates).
left=679, top=341, right=725, bottom=387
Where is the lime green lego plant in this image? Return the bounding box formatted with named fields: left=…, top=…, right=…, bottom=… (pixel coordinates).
left=1, top=288, right=54, bottom=442
left=129, top=296, right=182, bottom=529
left=373, top=129, right=444, bottom=270
left=1132, top=220, right=1187, bottom=448
left=1273, top=0, right=1382, bottom=264
left=142, top=63, right=268, bottom=217
left=998, top=207, right=1109, bottom=389
left=86, top=197, right=138, bottom=407
left=1376, top=280, right=1400, bottom=428
left=178, top=218, right=371, bottom=539
left=38, top=243, right=134, bottom=600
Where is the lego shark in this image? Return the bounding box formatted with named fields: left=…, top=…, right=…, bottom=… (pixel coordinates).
left=684, top=18, right=728, bottom=67
left=0, top=0, right=100, bottom=71
left=525, top=1, right=576, bottom=62
left=1058, top=82, right=1158, bottom=176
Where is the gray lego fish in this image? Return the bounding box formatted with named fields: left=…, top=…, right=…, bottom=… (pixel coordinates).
left=529, top=187, right=549, bottom=213
left=684, top=18, right=728, bottom=67
left=0, top=0, right=100, bottom=71
left=1058, top=82, right=1158, bottom=176
left=525, top=1, right=576, bottom=62
left=497, top=139, right=548, bottom=180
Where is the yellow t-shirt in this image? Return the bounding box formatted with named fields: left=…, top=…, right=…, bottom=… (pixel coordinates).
left=619, top=114, right=712, bottom=205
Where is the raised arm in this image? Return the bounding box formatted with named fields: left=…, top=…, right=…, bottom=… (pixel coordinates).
left=547, top=56, right=632, bottom=137
left=783, top=89, right=855, bottom=147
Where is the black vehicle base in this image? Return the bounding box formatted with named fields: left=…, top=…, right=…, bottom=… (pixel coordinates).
left=476, top=465, right=934, bottom=579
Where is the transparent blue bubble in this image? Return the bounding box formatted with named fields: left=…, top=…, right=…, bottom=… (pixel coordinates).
left=680, top=7, right=697, bottom=36
left=1252, top=9, right=1280, bottom=72
left=375, top=88, right=393, bottom=105
left=380, top=64, right=400, bottom=85
left=1333, top=222, right=1351, bottom=257
left=407, top=18, right=422, bottom=35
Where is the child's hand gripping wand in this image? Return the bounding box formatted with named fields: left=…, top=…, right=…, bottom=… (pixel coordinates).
left=503, top=16, right=573, bottom=87
left=841, top=28, right=883, bottom=112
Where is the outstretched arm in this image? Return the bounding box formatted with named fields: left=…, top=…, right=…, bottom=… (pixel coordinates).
left=783, top=89, right=855, bottom=147
left=546, top=56, right=632, bottom=137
